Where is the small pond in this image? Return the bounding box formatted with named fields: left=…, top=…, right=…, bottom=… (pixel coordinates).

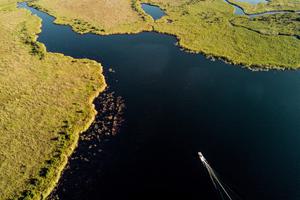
left=141, top=3, right=166, bottom=20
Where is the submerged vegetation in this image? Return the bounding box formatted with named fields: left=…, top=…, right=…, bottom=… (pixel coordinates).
left=28, top=0, right=300, bottom=68
left=0, top=0, right=106, bottom=199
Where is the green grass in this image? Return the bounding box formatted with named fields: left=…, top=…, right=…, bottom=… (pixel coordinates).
left=27, top=0, right=153, bottom=35
left=228, top=0, right=300, bottom=14
left=0, top=1, right=106, bottom=199
left=149, top=0, right=300, bottom=68
left=231, top=13, right=300, bottom=37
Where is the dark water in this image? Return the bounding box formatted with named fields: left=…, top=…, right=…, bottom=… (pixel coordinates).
left=141, top=3, right=165, bottom=20
left=19, top=3, right=300, bottom=200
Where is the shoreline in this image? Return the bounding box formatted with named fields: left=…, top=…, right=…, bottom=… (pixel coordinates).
left=25, top=1, right=300, bottom=70
left=47, top=90, right=125, bottom=199
left=39, top=76, right=107, bottom=200
left=14, top=2, right=107, bottom=199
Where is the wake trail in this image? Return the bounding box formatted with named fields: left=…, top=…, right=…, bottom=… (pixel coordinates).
left=198, top=152, right=241, bottom=200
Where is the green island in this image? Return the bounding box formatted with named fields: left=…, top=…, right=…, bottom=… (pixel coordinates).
left=0, top=0, right=300, bottom=199
left=0, top=0, right=106, bottom=199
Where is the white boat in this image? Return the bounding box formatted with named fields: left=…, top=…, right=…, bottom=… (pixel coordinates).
left=198, top=152, right=206, bottom=162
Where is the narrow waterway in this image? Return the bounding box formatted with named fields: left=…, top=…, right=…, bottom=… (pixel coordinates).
left=19, top=3, right=300, bottom=200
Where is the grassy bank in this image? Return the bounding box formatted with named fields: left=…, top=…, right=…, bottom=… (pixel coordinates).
left=28, top=0, right=300, bottom=69
left=150, top=0, right=300, bottom=68
left=28, top=0, right=154, bottom=34
left=0, top=0, right=106, bottom=199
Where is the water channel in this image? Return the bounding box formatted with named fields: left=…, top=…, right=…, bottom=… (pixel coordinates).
left=19, top=2, right=300, bottom=200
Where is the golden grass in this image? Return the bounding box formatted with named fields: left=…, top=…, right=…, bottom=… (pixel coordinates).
left=29, top=0, right=153, bottom=34
left=145, top=0, right=188, bottom=6
left=0, top=0, right=106, bottom=199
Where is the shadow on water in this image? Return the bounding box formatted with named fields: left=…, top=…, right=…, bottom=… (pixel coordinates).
left=19, top=3, right=300, bottom=200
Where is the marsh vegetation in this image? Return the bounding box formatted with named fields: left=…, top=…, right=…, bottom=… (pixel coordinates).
left=228, top=0, right=300, bottom=14
left=1, top=0, right=300, bottom=199
left=23, top=5, right=300, bottom=199
left=0, top=1, right=105, bottom=199
left=231, top=13, right=300, bottom=37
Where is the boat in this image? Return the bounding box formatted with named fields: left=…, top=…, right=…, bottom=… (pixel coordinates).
left=198, top=152, right=206, bottom=162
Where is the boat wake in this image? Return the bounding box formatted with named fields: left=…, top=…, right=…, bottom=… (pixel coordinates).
left=198, top=152, right=241, bottom=200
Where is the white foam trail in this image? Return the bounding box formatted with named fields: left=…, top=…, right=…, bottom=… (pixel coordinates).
left=198, top=152, right=235, bottom=200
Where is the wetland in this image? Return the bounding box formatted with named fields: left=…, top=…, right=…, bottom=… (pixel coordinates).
left=19, top=2, right=300, bottom=200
